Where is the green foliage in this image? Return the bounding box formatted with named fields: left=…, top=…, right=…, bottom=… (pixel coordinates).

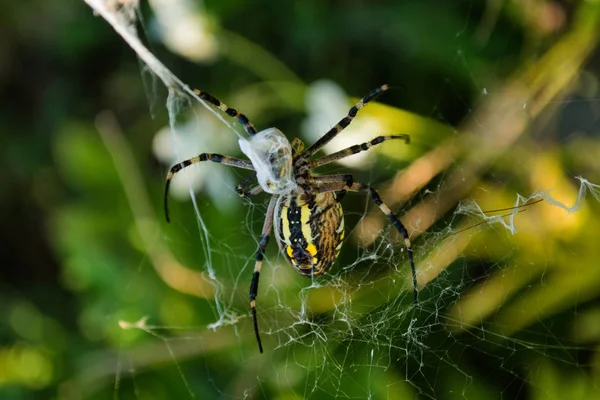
left=2, top=0, right=600, bottom=399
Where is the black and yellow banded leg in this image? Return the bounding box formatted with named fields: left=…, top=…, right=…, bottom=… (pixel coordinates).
left=164, top=153, right=255, bottom=222
left=366, top=186, right=417, bottom=305
left=193, top=89, right=258, bottom=136
left=310, top=135, right=410, bottom=168
left=300, top=85, right=391, bottom=159
left=249, top=196, right=277, bottom=353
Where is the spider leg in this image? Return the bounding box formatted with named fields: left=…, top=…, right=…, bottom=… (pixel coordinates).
left=250, top=196, right=277, bottom=353
left=309, top=135, right=410, bottom=168
left=237, top=184, right=264, bottom=198
left=311, top=176, right=418, bottom=304
left=164, top=153, right=254, bottom=222
left=308, top=174, right=358, bottom=192
left=334, top=174, right=354, bottom=203
left=364, top=186, right=417, bottom=304
left=300, top=174, right=353, bottom=200
left=236, top=172, right=262, bottom=198
left=193, top=89, right=258, bottom=136
left=300, top=85, right=391, bottom=160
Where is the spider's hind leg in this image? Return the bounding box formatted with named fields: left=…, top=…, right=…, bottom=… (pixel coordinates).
left=364, top=185, right=418, bottom=305
left=312, top=176, right=418, bottom=305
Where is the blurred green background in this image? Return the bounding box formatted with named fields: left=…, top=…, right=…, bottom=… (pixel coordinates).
left=2, top=0, right=600, bottom=399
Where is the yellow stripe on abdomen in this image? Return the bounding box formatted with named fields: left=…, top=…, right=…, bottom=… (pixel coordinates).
left=300, top=205, right=313, bottom=244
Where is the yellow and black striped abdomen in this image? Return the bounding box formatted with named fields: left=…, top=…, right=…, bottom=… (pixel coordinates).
left=275, top=193, right=344, bottom=277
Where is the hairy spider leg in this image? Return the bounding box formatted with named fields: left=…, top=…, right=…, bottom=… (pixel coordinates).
left=250, top=196, right=277, bottom=353
left=300, top=85, right=392, bottom=160
left=164, top=153, right=255, bottom=222
left=193, top=89, right=258, bottom=136
left=309, top=135, right=410, bottom=168
left=309, top=176, right=418, bottom=305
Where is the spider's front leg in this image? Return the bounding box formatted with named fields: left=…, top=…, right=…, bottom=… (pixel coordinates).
left=299, top=85, right=392, bottom=159
left=192, top=89, right=258, bottom=136
left=309, top=135, right=410, bottom=168
left=249, top=196, right=277, bottom=353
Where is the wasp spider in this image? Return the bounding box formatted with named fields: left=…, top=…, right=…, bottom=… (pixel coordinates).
left=164, top=85, right=416, bottom=353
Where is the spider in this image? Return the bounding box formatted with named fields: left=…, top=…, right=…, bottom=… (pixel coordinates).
left=164, top=85, right=416, bottom=353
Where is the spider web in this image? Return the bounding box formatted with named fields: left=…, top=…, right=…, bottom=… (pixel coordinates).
left=79, top=1, right=600, bottom=399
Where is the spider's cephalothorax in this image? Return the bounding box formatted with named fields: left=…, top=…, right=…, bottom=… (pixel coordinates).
left=164, top=84, right=415, bottom=354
